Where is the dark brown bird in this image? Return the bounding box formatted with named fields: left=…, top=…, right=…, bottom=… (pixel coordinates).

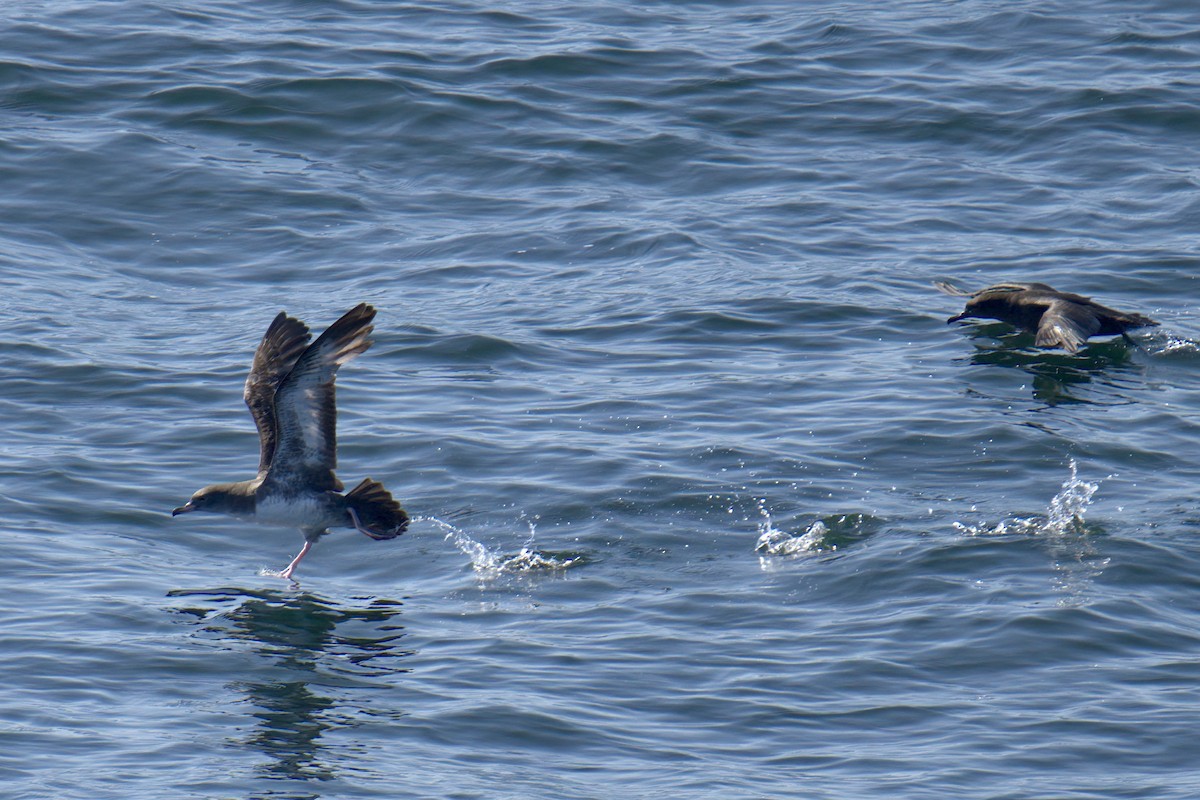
left=935, top=281, right=1158, bottom=353
left=172, top=303, right=409, bottom=580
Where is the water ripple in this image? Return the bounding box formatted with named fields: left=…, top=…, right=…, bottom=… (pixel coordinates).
left=4, top=2, right=1200, bottom=799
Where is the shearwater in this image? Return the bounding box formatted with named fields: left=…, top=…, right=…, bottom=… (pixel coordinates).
left=172, top=303, right=408, bottom=580
left=936, top=280, right=1158, bottom=352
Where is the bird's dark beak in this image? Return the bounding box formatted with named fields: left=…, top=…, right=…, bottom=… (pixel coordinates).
left=947, top=313, right=969, bottom=324
left=172, top=502, right=195, bottom=516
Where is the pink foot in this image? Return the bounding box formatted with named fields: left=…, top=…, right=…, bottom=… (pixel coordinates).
left=347, top=507, right=377, bottom=539
left=273, top=540, right=312, bottom=581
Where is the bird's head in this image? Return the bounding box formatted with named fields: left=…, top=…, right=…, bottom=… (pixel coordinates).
left=947, top=292, right=1010, bottom=324
left=947, top=298, right=983, bottom=324
left=172, top=483, right=252, bottom=518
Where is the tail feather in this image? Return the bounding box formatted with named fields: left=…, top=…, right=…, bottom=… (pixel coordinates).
left=346, top=478, right=409, bottom=540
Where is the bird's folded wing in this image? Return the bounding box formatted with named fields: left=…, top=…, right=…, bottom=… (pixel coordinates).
left=1035, top=300, right=1100, bottom=353
left=264, top=303, right=376, bottom=492
left=244, top=312, right=312, bottom=476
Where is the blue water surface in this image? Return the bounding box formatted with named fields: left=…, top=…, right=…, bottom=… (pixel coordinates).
left=2, top=1, right=1200, bottom=798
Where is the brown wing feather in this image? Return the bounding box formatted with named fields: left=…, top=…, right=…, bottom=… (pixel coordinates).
left=1035, top=300, right=1100, bottom=353
left=244, top=312, right=311, bottom=476
left=262, top=303, right=376, bottom=492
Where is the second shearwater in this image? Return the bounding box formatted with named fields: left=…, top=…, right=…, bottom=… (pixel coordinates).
left=936, top=281, right=1158, bottom=353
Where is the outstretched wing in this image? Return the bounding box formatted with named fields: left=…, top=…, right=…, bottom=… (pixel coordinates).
left=933, top=280, right=972, bottom=297
left=935, top=281, right=1059, bottom=298
left=244, top=312, right=312, bottom=476
left=991, top=281, right=1057, bottom=294
left=1036, top=300, right=1100, bottom=353
left=262, top=303, right=376, bottom=492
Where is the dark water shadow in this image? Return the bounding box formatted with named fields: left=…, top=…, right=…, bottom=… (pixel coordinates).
left=168, top=586, right=411, bottom=787
left=958, top=323, right=1142, bottom=406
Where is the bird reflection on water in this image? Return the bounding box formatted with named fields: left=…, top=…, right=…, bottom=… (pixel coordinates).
left=958, top=323, right=1143, bottom=407
left=168, top=587, right=410, bottom=784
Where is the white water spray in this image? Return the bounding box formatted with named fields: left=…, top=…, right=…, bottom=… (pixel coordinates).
left=953, top=460, right=1099, bottom=536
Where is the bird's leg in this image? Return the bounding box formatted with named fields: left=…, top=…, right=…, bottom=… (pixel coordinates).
left=277, top=540, right=312, bottom=581
left=347, top=507, right=376, bottom=539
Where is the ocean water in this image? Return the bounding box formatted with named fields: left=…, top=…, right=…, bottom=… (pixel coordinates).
left=3, top=1, right=1200, bottom=798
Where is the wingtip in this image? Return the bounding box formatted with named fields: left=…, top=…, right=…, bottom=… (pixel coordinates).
left=934, top=280, right=971, bottom=297
left=263, top=311, right=312, bottom=343
left=336, top=303, right=378, bottom=337
left=350, top=302, right=377, bottom=320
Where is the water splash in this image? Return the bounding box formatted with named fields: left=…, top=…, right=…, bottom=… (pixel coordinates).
left=1160, top=334, right=1198, bottom=354
left=1044, top=461, right=1100, bottom=534
left=257, top=567, right=295, bottom=581
left=1140, top=328, right=1199, bottom=355
left=421, top=515, right=495, bottom=569
left=417, top=515, right=585, bottom=579
left=953, top=460, right=1099, bottom=536
left=754, top=498, right=830, bottom=558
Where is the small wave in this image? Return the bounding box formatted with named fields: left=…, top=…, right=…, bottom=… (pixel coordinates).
left=417, top=515, right=586, bottom=579
left=953, top=460, right=1099, bottom=536
left=1148, top=330, right=1200, bottom=355
left=1161, top=336, right=1199, bottom=353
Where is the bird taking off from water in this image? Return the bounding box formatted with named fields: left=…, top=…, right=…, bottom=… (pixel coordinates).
left=173, top=303, right=408, bottom=580
left=935, top=281, right=1158, bottom=353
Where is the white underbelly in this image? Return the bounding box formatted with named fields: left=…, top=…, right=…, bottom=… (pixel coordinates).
left=255, top=494, right=335, bottom=528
